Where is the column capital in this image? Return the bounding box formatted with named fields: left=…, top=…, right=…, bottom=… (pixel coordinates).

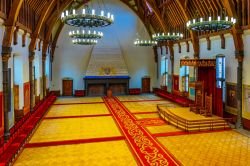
left=29, top=51, right=35, bottom=62
left=170, top=55, right=174, bottom=61
left=1, top=46, right=12, bottom=62
left=42, top=53, right=47, bottom=62
left=235, top=51, right=244, bottom=62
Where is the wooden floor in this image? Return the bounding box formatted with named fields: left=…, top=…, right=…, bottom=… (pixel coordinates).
left=14, top=95, right=250, bottom=166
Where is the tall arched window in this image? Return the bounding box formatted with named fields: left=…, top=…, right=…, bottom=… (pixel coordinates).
left=180, top=56, right=189, bottom=92
left=160, top=56, right=168, bottom=87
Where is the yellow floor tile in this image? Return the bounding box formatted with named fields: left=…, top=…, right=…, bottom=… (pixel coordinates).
left=117, top=94, right=163, bottom=101
left=46, top=104, right=110, bottom=117
left=29, top=116, right=121, bottom=143
left=134, top=113, right=160, bottom=119
left=158, top=106, right=222, bottom=121
left=14, top=140, right=138, bottom=166
left=54, top=97, right=103, bottom=104
left=146, top=125, right=182, bottom=134
left=123, top=101, right=176, bottom=113
left=157, top=130, right=250, bottom=166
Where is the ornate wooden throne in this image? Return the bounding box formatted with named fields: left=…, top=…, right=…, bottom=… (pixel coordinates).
left=190, top=81, right=204, bottom=114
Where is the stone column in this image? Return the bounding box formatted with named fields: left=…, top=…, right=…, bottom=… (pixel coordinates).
left=2, top=46, right=12, bottom=141
left=29, top=51, right=35, bottom=111
left=42, top=54, right=46, bottom=98
left=168, top=42, right=174, bottom=93
left=236, top=51, right=244, bottom=129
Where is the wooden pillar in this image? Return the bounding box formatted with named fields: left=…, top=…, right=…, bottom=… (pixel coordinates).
left=42, top=53, right=47, bottom=98
left=153, top=46, right=158, bottom=79
left=29, top=51, right=35, bottom=111
left=236, top=51, right=244, bottom=129
left=1, top=46, right=12, bottom=141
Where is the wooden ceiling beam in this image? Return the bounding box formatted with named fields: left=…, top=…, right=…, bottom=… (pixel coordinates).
left=175, top=0, right=199, bottom=57
left=222, top=0, right=244, bottom=52
left=29, top=0, right=57, bottom=52
left=144, top=0, right=168, bottom=32
left=159, top=0, right=172, bottom=8
left=2, top=0, right=24, bottom=47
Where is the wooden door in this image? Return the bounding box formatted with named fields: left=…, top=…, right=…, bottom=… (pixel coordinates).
left=142, top=77, right=150, bottom=93
left=62, top=79, right=73, bottom=96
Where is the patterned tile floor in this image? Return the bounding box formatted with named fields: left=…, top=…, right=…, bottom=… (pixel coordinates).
left=157, top=130, right=250, bottom=166
left=45, top=103, right=109, bottom=117
left=14, top=140, right=137, bottom=166
left=14, top=95, right=250, bottom=165
left=29, top=116, right=122, bottom=143
left=54, top=97, right=103, bottom=104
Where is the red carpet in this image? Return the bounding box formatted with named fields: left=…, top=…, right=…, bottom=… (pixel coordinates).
left=0, top=94, right=56, bottom=165
left=24, top=136, right=125, bottom=148
left=103, top=97, right=181, bottom=166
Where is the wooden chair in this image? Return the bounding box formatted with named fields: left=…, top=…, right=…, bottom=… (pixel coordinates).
left=200, top=93, right=212, bottom=117
left=190, top=82, right=204, bottom=114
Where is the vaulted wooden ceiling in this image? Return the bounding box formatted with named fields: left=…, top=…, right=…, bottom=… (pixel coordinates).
left=1, top=0, right=249, bottom=56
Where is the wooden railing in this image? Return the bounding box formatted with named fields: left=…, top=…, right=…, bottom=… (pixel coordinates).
left=157, top=104, right=232, bottom=132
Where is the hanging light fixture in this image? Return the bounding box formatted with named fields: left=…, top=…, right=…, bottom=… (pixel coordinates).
left=72, top=39, right=98, bottom=45
left=152, top=32, right=183, bottom=42
left=69, top=29, right=104, bottom=39
left=61, top=5, right=114, bottom=27
left=186, top=9, right=236, bottom=32
left=134, top=39, right=157, bottom=46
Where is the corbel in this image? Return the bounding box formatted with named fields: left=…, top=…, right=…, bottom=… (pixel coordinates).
left=206, top=36, right=211, bottom=50
left=186, top=41, right=190, bottom=52
left=220, top=34, right=225, bottom=49
left=178, top=42, right=181, bottom=53
left=22, top=31, right=27, bottom=47
left=13, top=26, right=19, bottom=45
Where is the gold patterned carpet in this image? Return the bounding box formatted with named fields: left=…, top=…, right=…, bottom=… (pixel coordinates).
left=14, top=95, right=250, bottom=166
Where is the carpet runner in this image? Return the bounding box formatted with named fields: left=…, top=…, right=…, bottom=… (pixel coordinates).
left=103, top=97, right=180, bottom=166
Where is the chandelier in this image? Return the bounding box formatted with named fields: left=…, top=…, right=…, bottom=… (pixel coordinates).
left=134, top=39, right=157, bottom=46
left=186, top=11, right=236, bottom=31
left=72, top=39, right=98, bottom=45
left=152, top=32, right=183, bottom=41
left=69, top=29, right=103, bottom=39
left=61, top=7, right=114, bottom=27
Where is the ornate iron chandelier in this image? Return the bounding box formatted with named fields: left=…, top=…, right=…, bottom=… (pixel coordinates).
left=134, top=39, right=157, bottom=46
left=152, top=32, right=183, bottom=41
left=69, top=29, right=103, bottom=39
left=61, top=7, right=114, bottom=27
left=187, top=10, right=236, bottom=31
left=72, top=39, right=98, bottom=45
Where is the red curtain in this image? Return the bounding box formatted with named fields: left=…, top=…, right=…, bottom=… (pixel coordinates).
left=173, top=75, right=179, bottom=91
left=198, top=68, right=223, bottom=117
left=0, top=92, right=3, bottom=137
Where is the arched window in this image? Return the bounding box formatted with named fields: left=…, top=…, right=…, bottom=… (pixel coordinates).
left=180, top=56, right=189, bottom=92
left=160, top=56, right=168, bottom=87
